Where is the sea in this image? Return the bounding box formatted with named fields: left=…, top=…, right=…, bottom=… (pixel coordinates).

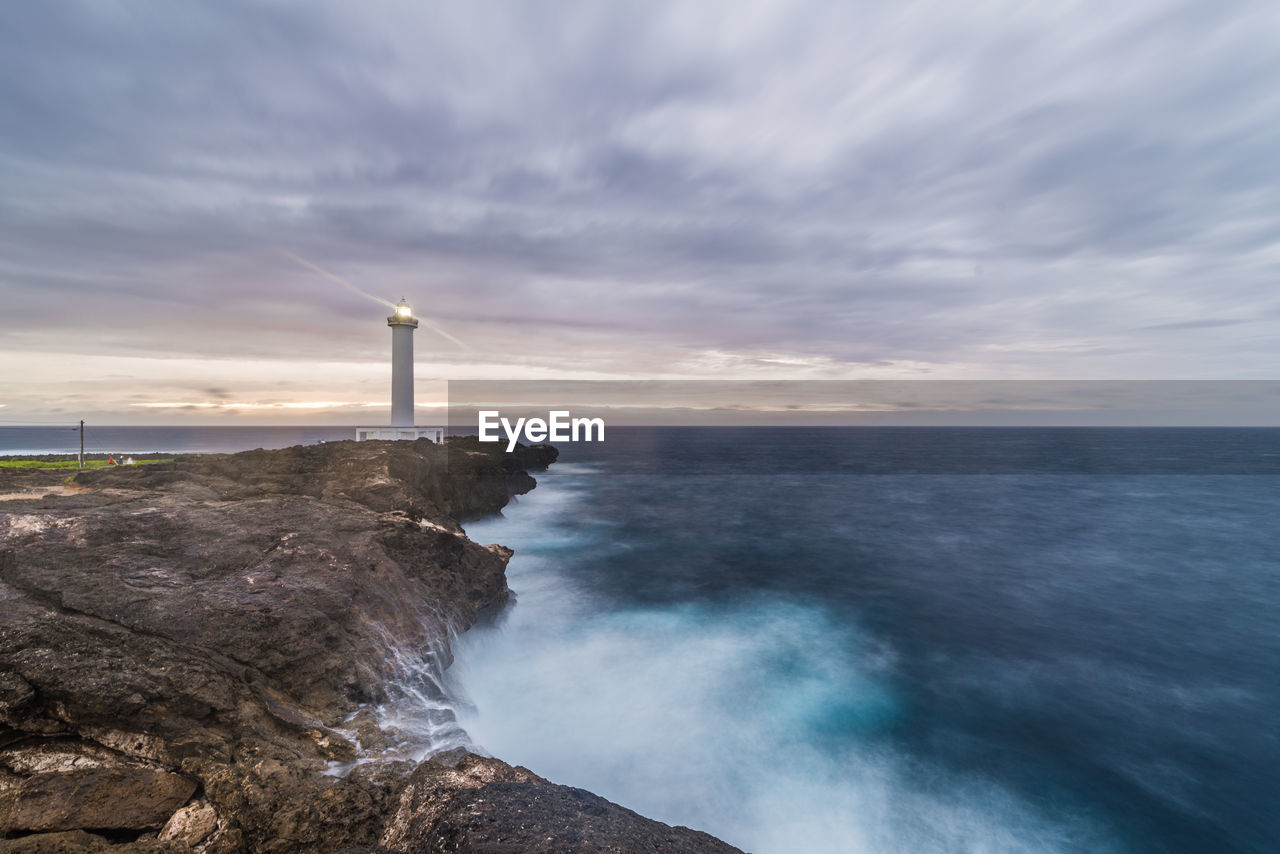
left=4, top=425, right=1277, bottom=854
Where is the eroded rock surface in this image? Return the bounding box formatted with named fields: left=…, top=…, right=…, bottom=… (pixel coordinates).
left=0, top=440, right=741, bottom=853
left=382, top=755, right=743, bottom=854
left=0, top=767, right=197, bottom=832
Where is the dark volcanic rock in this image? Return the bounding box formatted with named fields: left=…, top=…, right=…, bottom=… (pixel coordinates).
left=0, top=440, right=740, bottom=853
left=0, top=465, right=77, bottom=497
left=7, top=439, right=557, bottom=721
left=73, top=438, right=557, bottom=524
left=0, top=830, right=185, bottom=853
left=0, top=767, right=197, bottom=832
left=382, top=755, right=742, bottom=853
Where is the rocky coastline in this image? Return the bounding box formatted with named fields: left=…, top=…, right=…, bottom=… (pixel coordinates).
left=0, top=439, right=743, bottom=853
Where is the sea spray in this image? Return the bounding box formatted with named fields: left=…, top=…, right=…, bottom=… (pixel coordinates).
left=447, top=465, right=1119, bottom=854
left=330, top=617, right=475, bottom=771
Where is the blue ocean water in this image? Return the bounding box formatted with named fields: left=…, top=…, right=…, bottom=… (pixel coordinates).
left=6, top=425, right=1276, bottom=852
left=453, top=429, right=1280, bottom=854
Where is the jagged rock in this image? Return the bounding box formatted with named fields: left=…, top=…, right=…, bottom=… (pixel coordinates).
left=0, top=738, right=152, bottom=775
left=0, top=440, right=741, bottom=853
left=0, top=672, right=33, bottom=721
left=380, top=754, right=547, bottom=848
left=382, top=754, right=743, bottom=853
left=0, top=830, right=115, bottom=853
left=72, top=437, right=557, bottom=524
left=0, top=830, right=190, bottom=853
left=0, top=464, right=78, bottom=498
left=2, top=439, right=552, bottom=727
left=0, top=767, right=197, bottom=832
left=159, top=801, right=218, bottom=847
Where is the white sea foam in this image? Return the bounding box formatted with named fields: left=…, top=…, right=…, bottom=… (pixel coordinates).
left=448, top=470, right=1120, bottom=854
left=369, top=628, right=473, bottom=759
left=325, top=619, right=474, bottom=776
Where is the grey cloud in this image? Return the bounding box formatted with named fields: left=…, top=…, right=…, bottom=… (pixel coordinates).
left=1141, top=319, right=1249, bottom=332
left=1, top=0, right=1279, bottom=385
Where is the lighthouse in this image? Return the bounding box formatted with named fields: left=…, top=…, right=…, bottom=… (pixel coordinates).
left=354, top=299, right=445, bottom=443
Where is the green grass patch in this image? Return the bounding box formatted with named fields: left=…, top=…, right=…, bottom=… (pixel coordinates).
left=0, top=458, right=173, bottom=470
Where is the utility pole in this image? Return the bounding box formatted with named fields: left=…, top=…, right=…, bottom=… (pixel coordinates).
left=79, top=420, right=84, bottom=469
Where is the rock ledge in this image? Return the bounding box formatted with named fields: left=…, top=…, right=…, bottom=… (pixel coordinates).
left=0, top=439, right=743, bottom=853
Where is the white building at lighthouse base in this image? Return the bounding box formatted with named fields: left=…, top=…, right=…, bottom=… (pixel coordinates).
left=354, top=426, right=444, bottom=443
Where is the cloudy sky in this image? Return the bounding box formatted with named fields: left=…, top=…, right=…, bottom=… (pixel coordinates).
left=1, top=0, right=1278, bottom=423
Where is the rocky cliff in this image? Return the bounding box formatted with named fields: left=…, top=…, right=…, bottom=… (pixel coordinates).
left=0, top=439, right=743, bottom=854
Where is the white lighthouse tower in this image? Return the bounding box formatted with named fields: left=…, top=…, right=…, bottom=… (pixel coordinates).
left=355, top=299, right=445, bottom=443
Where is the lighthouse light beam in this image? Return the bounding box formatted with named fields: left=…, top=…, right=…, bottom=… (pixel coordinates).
left=282, top=249, right=468, bottom=350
